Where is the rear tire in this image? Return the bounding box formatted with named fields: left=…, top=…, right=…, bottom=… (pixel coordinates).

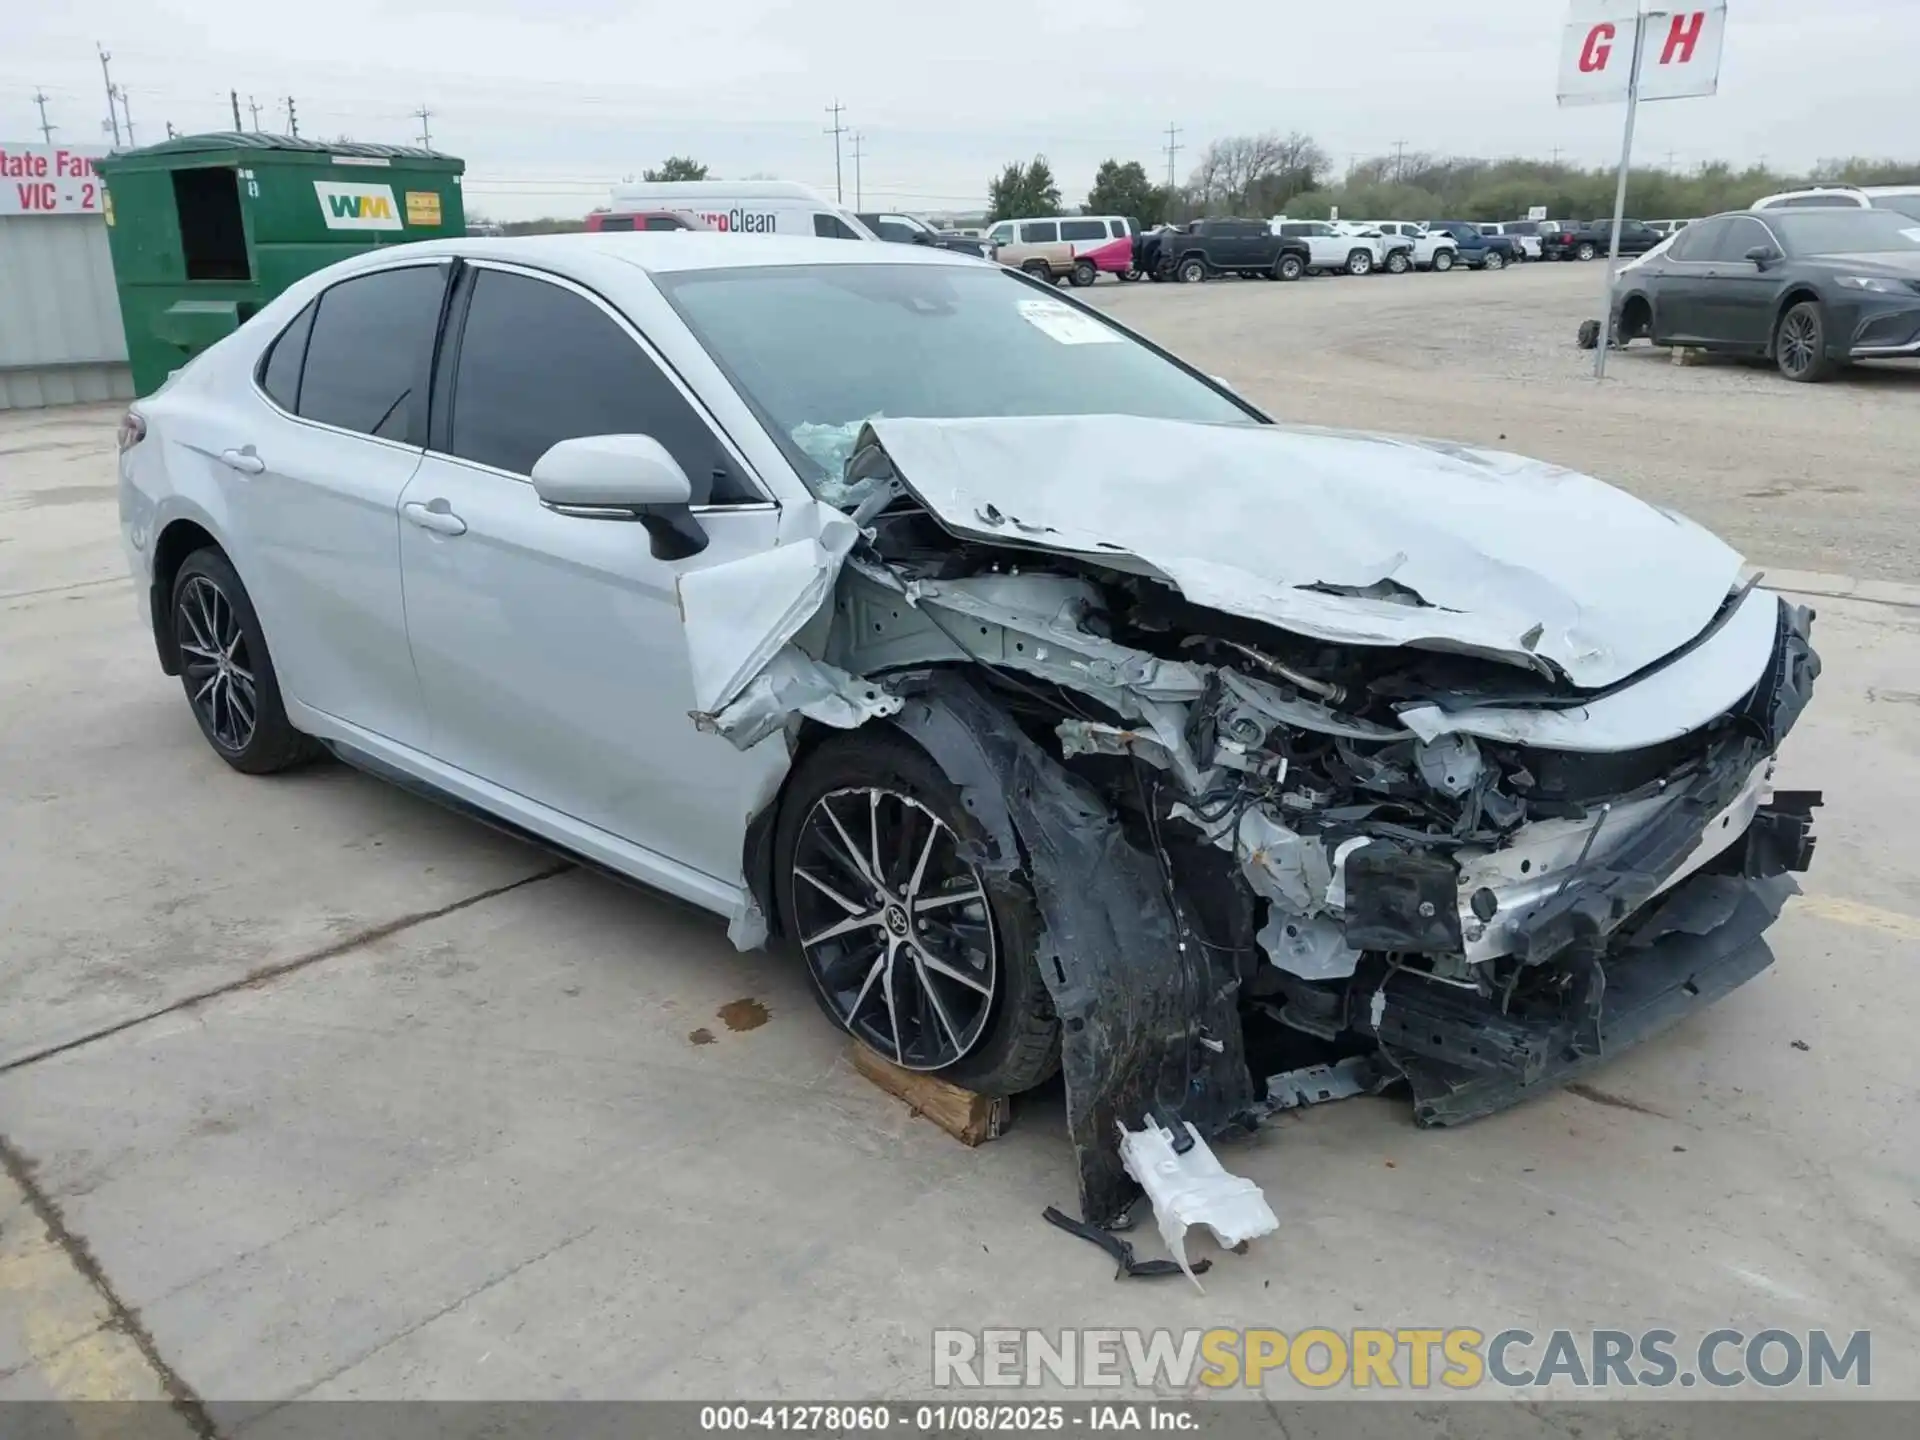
left=1020, top=260, right=1051, bottom=284
left=170, top=549, right=317, bottom=775
left=1346, top=249, right=1374, bottom=276
left=1069, top=258, right=1098, bottom=288
left=1274, top=253, right=1304, bottom=282
left=1385, top=249, right=1411, bottom=274
left=1177, top=257, right=1207, bottom=284
left=1576, top=241, right=1598, bottom=261
left=1484, top=249, right=1507, bottom=271
left=774, top=732, right=1060, bottom=1095
left=1431, top=249, right=1455, bottom=272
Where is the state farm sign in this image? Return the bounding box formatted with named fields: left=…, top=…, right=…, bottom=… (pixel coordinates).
left=1558, top=2, right=1728, bottom=106
left=0, top=143, right=108, bottom=216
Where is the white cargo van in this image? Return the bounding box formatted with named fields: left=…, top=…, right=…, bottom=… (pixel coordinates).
left=604, top=180, right=878, bottom=240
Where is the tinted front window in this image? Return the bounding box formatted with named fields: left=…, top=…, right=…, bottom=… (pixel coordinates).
left=1021, top=221, right=1059, bottom=243
left=813, top=213, right=860, bottom=240
left=1711, top=216, right=1775, bottom=261
left=258, top=299, right=316, bottom=411
left=597, top=214, right=636, bottom=232
left=656, top=264, right=1254, bottom=499
left=643, top=215, right=687, bottom=232
left=1060, top=219, right=1106, bottom=241
left=1773, top=208, right=1920, bottom=255
left=297, top=266, right=444, bottom=441
left=448, top=269, right=746, bottom=502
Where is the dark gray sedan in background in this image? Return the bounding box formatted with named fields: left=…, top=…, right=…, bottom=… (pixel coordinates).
left=1610, top=207, right=1920, bottom=380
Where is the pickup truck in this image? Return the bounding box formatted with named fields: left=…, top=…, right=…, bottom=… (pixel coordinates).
left=1421, top=220, right=1522, bottom=270
left=1541, top=218, right=1665, bottom=262
left=1142, top=218, right=1313, bottom=282
left=1364, top=221, right=1460, bottom=273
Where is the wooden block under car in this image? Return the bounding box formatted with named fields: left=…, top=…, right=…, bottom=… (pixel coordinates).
left=1672, top=346, right=1710, bottom=366
left=850, top=1042, right=1008, bottom=1146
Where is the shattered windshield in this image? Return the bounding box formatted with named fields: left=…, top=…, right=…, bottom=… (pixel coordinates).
left=654, top=263, right=1260, bottom=503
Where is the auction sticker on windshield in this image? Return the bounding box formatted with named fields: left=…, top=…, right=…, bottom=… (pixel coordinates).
left=1017, top=299, right=1121, bottom=345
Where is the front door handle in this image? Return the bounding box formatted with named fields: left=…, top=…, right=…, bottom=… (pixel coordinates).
left=403, top=500, right=467, bottom=536
left=219, top=447, right=265, bottom=476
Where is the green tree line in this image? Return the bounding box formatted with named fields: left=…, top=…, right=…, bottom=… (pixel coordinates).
left=987, top=144, right=1920, bottom=226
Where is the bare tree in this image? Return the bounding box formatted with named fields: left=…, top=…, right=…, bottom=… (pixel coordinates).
left=1187, top=131, right=1329, bottom=215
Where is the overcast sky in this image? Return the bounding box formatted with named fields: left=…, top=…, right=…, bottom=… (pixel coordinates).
left=8, top=1, right=1914, bottom=219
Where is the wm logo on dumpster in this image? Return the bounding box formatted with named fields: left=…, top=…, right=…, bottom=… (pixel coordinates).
left=313, top=181, right=404, bottom=232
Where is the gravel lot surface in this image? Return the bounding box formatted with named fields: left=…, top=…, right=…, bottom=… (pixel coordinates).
left=1088, top=262, right=1920, bottom=583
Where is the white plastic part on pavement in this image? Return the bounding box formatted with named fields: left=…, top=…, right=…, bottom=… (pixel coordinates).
left=1117, top=1115, right=1280, bottom=1292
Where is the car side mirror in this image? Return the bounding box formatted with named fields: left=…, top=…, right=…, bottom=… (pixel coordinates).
left=1745, top=244, right=1780, bottom=269
left=531, top=434, right=708, bottom=560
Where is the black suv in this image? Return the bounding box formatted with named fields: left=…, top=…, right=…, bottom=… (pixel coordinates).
left=1143, top=218, right=1312, bottom=283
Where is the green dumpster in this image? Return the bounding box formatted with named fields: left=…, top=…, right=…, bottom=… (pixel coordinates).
left=94, top=133, right=465, bottom=395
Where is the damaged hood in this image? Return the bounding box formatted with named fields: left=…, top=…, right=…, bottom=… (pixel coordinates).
left=865, top=415, right=1742, bottom=689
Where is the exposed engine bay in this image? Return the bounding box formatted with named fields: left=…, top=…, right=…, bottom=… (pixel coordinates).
left=681, top=415, right=1823, bottom=1225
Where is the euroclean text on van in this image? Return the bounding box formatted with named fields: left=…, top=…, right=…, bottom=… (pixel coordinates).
left=693, top=208, right=778, bottom=233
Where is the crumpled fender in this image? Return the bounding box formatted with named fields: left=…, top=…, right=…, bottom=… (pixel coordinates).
left=885, top=671, right=1262, bottom=1225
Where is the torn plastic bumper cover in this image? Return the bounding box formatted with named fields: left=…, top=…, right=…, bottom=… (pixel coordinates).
left=888, top=671, right=1261, bottom=1227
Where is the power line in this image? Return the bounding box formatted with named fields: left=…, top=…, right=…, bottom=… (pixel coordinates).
left=413, top=103, right=432, bottom=148
left=850, top=130, right=865, bottom=210
left=96, top=45, right=120, bottom=146
left=31, top=88, right=55, bottom=143
left=1162, top=122, right=1181, bottom=191
left=824, top=99, right=847, bottom=203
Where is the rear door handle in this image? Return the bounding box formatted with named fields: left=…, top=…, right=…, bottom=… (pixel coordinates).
left=219, top=447, right=265, bottom=476
left=403, top=500, right=467, bottom=537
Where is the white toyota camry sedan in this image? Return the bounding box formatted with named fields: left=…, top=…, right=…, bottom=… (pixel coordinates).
left=120, top=233, right=1820, bottom=1222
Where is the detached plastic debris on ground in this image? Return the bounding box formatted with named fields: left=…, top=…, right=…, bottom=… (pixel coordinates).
left=1117, top=1116, right=1280, bottom=1291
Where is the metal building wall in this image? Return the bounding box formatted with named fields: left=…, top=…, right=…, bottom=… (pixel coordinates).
left=0, top=214, right=133, bottom=411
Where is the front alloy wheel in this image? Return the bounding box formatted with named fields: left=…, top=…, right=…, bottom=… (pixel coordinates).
left=177, top=574, right=257, bottom=754
left=791, top=786, right=997, bottom=1071
left=1775, top=301, right=1835, bottom=382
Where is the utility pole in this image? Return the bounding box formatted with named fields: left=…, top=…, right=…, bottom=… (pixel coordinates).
left=1664, top=148, right=1677, bottom=171
left=1391, top=139, right=1408, bottom=182
left=117, top=87, right=136, bottom=147
left=248, top=95, right=263, bottom=131
left=1162, top=122, right=1182, bottom=192
left=284, top=96, right=299, bottom=138
left=231, top=90, right=242, bottom=130
left=850, top=132, right=865, bottom=210
left=32, top=90, right=56, bottom=144
left=824, top=100, right=847, bottom=203
left=97, top=45, right=121, bottom=146
left=413, top=104, right=433, bottom=148
left=1550, top=146, right=1564, bottom=167
left=166, top=121, right=178, bottom=140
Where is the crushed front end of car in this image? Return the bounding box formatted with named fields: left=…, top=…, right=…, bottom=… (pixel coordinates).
left=680, top=415, right=1822, bottom=1225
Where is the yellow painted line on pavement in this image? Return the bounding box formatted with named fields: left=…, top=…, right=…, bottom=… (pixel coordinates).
left=1791, top=893, right=1920, bottom=942
left=0, top=1174, right=172, bottom=1408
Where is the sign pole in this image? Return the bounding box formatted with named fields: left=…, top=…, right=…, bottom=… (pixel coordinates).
left=1594, top=7, right=1652, bottom=378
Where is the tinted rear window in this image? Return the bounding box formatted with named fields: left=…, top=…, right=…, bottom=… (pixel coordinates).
left=297, top=266, right=444, bottom=441
left=1059, top=219, right=1106, bottom=241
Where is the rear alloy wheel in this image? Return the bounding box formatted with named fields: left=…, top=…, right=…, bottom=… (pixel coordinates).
left=775, top=735, right=1059, bottom=1093
left=1177, top=258, right=1207, bottom=284
left=171, top=549, right=316, bottom=774
left=1069, top=258, right=1098, bottom=288
left=1484, top=249, right=1507, bottom=271
left=1775, top=301, right=1835, bottom=383
left=1432, top=249, right=1455, bottom=272
left=1346, top=249, right=1374, bottom=276
left=1385, top=249, right=1411, bottom=274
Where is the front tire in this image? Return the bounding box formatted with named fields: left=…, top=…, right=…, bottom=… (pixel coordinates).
left=775, top=732, right=1060, bottom=1094
left=1385, top=249, right=1411, bottom=274
left=1775, top=301, right=1836, bottom=383
left=1346, top=249, right=1374, bottom=276
left=1069, top=258, right=1098, bottom=288
left=1020, top=260, right=1051, bottom=284
left=170, top=549, right=316, bottom=774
